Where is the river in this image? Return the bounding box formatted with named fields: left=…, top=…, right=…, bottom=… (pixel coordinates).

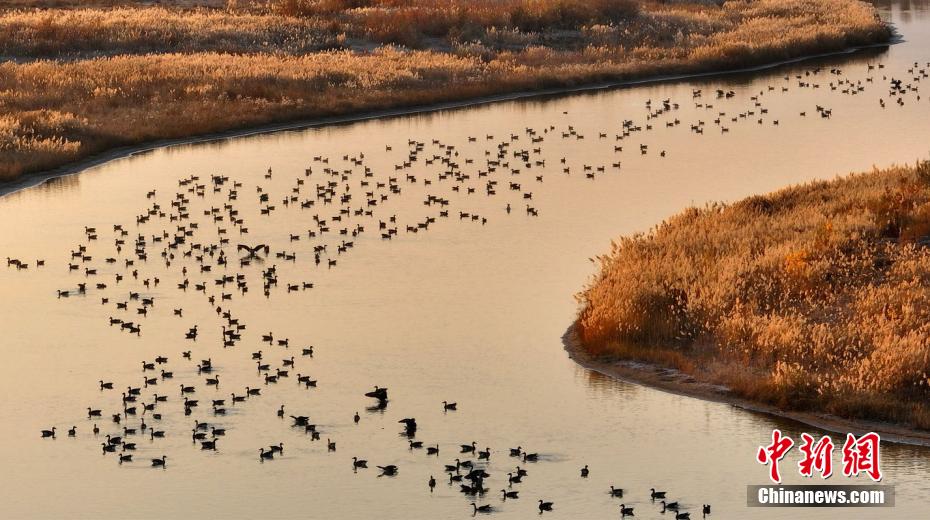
left=1, top=1, right=929, bottom=518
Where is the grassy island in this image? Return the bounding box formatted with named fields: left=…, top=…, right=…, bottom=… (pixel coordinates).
left=0, top=0, right=889, bottom=181
left=574, top=160, right=930, bottom=431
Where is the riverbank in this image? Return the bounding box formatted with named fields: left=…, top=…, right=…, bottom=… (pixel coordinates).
left=573, top=160, right=930, bottom=438
left=0, top=38, right=894, bottom=199
left=564, top=324, right=930, bottom=446
left=0, top=0, right=890, bottom=182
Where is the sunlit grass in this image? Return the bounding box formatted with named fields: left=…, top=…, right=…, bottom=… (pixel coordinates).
left=0, top=0, right=889, bottom=180
left=576, top=160, right=930, bottom=429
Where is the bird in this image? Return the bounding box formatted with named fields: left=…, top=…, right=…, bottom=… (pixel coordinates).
left=662, top=500, right=680, bottom=512
left=651, top=488, right=667, bottom=499
left=471, top=503, right=492, bottom=514
left=610, top=486, right=624, bottom=497
left=538, top=499, right=554, bottom=513
left=620, top=504, right=635, bottom=516
left=442, top=400, right=457, bottom=411
left=502, top=489, right=519, bottom=499
left=428, top=475, right=436, bottom=492
left=41, top=427, right=56, bottom=438
left=352, top=457, right=368, bottom=469
left=580, top=464, right=589, bottom=477
left=151, top=455, right=167, bottom=467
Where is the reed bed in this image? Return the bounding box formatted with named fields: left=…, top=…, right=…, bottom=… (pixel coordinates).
left=576, top=160, right=930, bottom=429
left=0, top=0, right=889, bottom=180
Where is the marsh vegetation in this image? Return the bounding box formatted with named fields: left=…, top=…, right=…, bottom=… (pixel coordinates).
left=576, top=160, right=930, bottom=429
left=0, top=0, right=889, bottom=180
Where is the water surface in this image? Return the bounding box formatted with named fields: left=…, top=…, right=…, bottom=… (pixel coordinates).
left=1, top=2, right=930, bottom=518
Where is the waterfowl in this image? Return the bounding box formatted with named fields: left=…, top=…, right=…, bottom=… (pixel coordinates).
left=352, top=457, right=368, bottom=468
left=99, top=380, right=114, bottom=390
left=41, top=427, right=56, bottom=438
left=471, top=503, right=492, bottom=514
left=460, top=441, right=477, bottom=454
left=662, top=500, right=680, bottom=512
left=259, top=448, right=274, bottom=460
left=538, top=500, right=554, bottom=513
left=610, top=486, right=624, bottom=497
left=651, top=488, right=667, bottom=499
left=353, top=411, right=360, bottom=424
left=502, top=489, right=519, bottom=499
left=442, top=400, right=457, bottom=411
left=581, top=464, right=589, bottom=477
left=522, top=452, right=538, bottom=462
left=87, top=407, right=102, bottom=418
left=427, top=444, right=440, bottom=455
left=620, top=504, right=634, bottom=516
left=702, top=504, right=711, bottom=517
left=364, top=386, right=388, bottom=401
left=676, top=513, right=691, bottom=520
left=119, top=453, right=133, bottom=463
left=398, top=418, right=417, bottom=434
left=151, top=455, right=167, bottom=467
left=327, top=439, right=336, bottom=452
left=478, top=447, right=491, bottom=460
left=509, top=446, right=522, bottom=457
left=378, top=465, right=398, bottom=476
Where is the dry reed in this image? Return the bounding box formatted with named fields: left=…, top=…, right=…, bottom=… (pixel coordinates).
left=0, top=0, right=889, bottom=180
left=576, top=160, right=930, bottom=429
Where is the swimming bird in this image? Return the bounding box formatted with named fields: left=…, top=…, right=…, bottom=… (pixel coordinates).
left=352, top=457, right=368, bottom=469
left=620, top=504, right=634, bottom=516
left=151, top=455, right=167, bottom=467
left=651, top=488, right=667, bottom=500
left=538, top=500, right=554, bottom=513
left=580, top=464, right=589, bottom=477
left=502, top=489, right=519, bottom=500
left=610, top=486, right=624, bottom=497
left=471, top=503, right=492, bottom=514
left=662, top=500, right=680, bottom=512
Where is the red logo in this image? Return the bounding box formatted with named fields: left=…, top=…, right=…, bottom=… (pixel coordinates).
left=757, top=430, right=882, bottom=483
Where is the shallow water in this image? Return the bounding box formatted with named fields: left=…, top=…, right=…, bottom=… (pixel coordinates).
left=2, top=2, right=930, bottom=518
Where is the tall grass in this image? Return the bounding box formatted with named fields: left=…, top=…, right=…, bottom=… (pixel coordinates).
left=576, top=161, right=930, bottom=429
left=0, top=0, right=889, bottom=181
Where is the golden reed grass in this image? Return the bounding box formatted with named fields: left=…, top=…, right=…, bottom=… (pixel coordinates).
left=576, top=160, right=930, bottom=429
left=0, top=0, right=889, bottom=180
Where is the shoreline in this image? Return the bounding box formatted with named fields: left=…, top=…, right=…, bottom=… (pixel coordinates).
left=562, top=324, right=930, bottom=447
left=0, top=38, right=895, bottom=199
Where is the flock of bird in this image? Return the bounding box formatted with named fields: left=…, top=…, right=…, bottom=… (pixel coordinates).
left=14, top=58, right=929, bottom=517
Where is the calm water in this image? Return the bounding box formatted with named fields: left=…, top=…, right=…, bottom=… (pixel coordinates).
left=2, top=2, right=930, bottom=518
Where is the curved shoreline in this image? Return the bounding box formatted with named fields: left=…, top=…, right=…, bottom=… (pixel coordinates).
left=0, top=38, right=895, bottom=199
left=563, top=324, right=930, bottom=447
